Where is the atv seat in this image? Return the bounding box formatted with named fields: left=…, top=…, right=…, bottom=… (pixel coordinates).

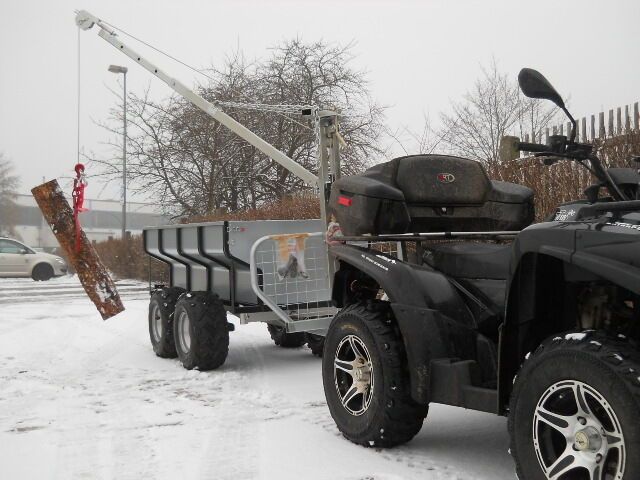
left=423, top=242, right=511, bottom=338
left=423, top=243, right=511, bottom=280
left=329, top=154, right=535, bottom=236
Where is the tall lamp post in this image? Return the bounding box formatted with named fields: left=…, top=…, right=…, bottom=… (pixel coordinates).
left=108, top=64, right=128, bottom=241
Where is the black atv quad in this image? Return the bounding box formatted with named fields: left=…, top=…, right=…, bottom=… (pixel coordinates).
left=322, top=68, right=640, bottom=479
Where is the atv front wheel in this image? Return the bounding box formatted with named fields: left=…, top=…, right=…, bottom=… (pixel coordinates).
left=509, top=331, right=640, bottom=479
left=174, top=292, right=229, bottom=370
left=322, top=301, right=427, bottom=448
left=267, top=324, right=306, bottom=348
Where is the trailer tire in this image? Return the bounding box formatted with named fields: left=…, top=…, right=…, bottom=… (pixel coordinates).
left=174, top=292, right=229, bottom=371
left=322, top=301, right=427, bottom=448
left=267, top=324, right=306, bottom=348
left=509, top=331, right=640, bottom=480
left=148, top=287, right=184, bottom=358
left=305, top=333, right=324, bottom=357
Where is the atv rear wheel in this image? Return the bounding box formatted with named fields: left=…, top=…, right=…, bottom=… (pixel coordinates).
left=148, top=287, right=184, bottom=358
left=174, top=292, right=229, bottom=370
left=267, top=324, right=306, bottom=348
left=322, top=301, right=427, bottom=448
left=509, top=331, right=640, bottom=480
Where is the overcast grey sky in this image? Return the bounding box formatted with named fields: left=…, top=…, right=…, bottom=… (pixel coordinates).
left=1, top=0, right=639, bottom=201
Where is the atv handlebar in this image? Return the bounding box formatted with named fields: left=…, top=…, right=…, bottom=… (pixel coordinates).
left=515, top=136, right=628, bottom=201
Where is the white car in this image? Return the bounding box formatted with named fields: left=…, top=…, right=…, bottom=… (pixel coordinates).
left=0, top=237, right=68, bottom=281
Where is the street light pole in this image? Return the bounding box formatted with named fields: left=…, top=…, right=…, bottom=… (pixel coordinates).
left=122, top=69, right=127, bottom=242
left=107, top=64, right=128, bottom=241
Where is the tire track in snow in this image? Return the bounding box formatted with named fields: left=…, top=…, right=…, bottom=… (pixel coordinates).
left=193, top=325, right=268, bottom=480
left=0, top=276, right=148, bottom=305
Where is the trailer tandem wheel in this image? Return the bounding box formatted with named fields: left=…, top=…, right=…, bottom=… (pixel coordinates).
left=267, top=324, right=307, bottom=348
left=305, top=333, right=325, bottom=357
left=173, top=292, right=229, bottom=370
left=148, top=287, right=185, bottom=358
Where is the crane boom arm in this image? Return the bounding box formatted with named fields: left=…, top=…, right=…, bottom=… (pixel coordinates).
left=75, top=10, right=319, bottom=187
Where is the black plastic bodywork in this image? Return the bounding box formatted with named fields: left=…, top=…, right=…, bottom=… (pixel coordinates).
left=497, top=209, right=640, bottom=410
left=331, top=243, right=490, bottom=406
left=329, top=205, right=640, bottom=414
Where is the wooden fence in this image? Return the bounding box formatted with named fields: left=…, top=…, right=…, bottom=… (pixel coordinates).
left=523, top=101, right=639, bottom=144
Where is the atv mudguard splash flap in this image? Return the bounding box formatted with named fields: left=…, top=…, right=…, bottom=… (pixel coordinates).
left=330, top=244, right=477, bottom=404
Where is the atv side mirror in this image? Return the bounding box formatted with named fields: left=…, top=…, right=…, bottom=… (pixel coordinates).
left=518, top=68, right=565, bottom=109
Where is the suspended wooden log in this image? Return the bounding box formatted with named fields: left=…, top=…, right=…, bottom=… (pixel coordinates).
left=31, top=179, right=125, bottom=320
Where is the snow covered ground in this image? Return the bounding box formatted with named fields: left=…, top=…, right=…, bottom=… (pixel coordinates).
left=0, top=275, right=516, bottom=479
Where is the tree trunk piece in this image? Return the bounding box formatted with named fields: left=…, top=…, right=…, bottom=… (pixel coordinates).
left=31, top=179, right=125, bottom=320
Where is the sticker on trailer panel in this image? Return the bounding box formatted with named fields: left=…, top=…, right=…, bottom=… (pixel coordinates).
left=271, top=234, right=310, bottom=280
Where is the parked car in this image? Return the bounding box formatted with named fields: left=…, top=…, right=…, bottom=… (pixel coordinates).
left=0, top=237, right=68, bottom=281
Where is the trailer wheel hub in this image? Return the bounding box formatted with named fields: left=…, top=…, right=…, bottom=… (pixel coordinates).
left=177, top=310, right=192, bottom=353
left=151, top=304, right=163, bottom=342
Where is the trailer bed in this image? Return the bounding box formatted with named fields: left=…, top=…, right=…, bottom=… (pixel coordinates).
left=143, top=219, right=330, bottom=317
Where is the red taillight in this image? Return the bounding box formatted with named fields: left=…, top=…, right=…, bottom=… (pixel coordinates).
left=338, top=196, right=352, bottom=207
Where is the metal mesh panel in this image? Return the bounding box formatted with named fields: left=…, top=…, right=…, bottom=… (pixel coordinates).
left=253, top=233, right=336, bottom=327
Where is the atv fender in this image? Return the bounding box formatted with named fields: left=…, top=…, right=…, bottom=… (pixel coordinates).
left=330, top=244, right=475, bottom=404
left=498, top=222, right=640, bottom=411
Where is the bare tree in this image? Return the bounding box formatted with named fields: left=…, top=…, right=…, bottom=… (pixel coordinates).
left=440, top=60, right=558, bottom=168
left=96, top=39, right=385, bottom=217
left=385, top=113, right=444, bottom=156
left=0, top=153, right=19, bottom=236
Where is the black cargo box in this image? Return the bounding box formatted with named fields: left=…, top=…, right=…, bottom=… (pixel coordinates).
left=329, top=154, right=534, bottom=236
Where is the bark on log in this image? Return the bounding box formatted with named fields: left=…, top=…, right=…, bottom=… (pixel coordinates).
left=31, top=179, right=125, bottom=320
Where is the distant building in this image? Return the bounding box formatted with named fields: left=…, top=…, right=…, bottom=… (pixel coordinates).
left=12, top=194, right=171, bottom=249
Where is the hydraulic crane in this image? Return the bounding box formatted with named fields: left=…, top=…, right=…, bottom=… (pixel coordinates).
left=75, top=9, right=342, bottom=227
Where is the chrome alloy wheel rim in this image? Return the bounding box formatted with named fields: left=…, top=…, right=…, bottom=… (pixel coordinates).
left=151, top=304, right=163, bottom=342
left=334, top=335, right=375, bottom=416
left=533, top=380, right=625, bottom=480
left=177, top=310, right=191, bottom=354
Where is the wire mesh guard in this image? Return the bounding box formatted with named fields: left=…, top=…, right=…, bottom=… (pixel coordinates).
left=362, top=240, right=402, bottom=260
left=253, top=233, right=336, bottom=324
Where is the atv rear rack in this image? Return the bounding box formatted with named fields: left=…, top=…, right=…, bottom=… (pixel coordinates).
left=336, top=231, right=520, bottom=243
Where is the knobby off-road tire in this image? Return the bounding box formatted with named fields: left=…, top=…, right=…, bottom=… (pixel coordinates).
left=322, top=301, right=428, bottom=448
left=509, top=331, right=640, bottom=480
left=267, top=324, right=306, bottom=348
left=174, top=292, right=229, bottom=371
left=148, top=287, right=184, bottom=358
left=305, top=333, right=325, bottom=357
left=32, top=263, right=54, bottom=281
